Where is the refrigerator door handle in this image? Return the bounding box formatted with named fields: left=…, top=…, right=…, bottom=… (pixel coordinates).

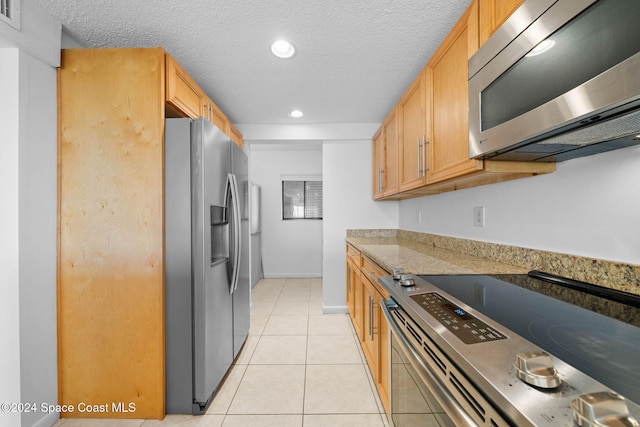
left=228, top=173, right=241, bottom=294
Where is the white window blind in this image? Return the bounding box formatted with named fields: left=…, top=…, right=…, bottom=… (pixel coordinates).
left=1, top=0, right=21, bottom=30
left=282, top=180, right=323, bottom=220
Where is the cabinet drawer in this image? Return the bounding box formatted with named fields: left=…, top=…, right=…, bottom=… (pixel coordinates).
left=362, top=256, right=389, bottom=298
left=346, top=243, right=362, bottom=266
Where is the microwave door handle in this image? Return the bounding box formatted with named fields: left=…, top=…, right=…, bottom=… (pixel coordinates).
left=228, top=173, right=241, bottom=293
left=381, top=301, right=478, bottom=427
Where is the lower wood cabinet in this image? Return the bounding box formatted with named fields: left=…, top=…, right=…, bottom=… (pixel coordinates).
left=346, top=244, right=390, bottom=415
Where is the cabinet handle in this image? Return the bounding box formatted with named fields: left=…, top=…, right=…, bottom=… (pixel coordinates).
left=417, top=138, right=421, bottom=178
left=369, top=296, right=374, bottom=338
left=422, top=135, right=429, bottom=174
left=378, top=167, right=384, bottom=193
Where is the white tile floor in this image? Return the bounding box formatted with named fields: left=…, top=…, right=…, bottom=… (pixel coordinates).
left=54, top=278, right=388, bottom=427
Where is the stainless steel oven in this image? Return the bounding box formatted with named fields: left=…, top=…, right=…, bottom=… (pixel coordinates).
left=383, top=301, right=508, bottom=427
left=379, top=272, right=640, bottom=427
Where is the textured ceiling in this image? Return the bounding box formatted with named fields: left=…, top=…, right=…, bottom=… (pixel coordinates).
left=34, top=0, right=472, bottom=126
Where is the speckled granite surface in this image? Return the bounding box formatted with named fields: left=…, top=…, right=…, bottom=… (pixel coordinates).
left=346, top=229, right=640, bottom=296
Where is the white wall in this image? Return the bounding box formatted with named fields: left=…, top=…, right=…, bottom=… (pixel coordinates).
left=0, top=48, right=22, bottom=427
left=322, top=140, right=399, bottom=312
left=18, top=50, right=59, bottom=427
left=249, top=143, right=324, bottom=277
left=399, top=145, right=640, bottom=265
left=0, top=1, right=60, bottom=426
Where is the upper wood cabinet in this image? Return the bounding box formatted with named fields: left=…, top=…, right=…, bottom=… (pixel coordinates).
left=372, top=127, right=385, bottom=199
left=228, top=122, right=244, bottom=148
left=382, top=109, right=399, bottom=197
left=372, top=0, right=554, bottom=200
left=166, top=53, right=203, bottom=119
left=204, top=96, right=228, bottom=133
left=398, top=68, right=429, bottom=192
left=478, top=0, right=525, bottom=45
left=427, top=2, right=482, bottom=184
left=373, top=108, right=400, bottom=200
left=166, top=53, right=243, bottom=147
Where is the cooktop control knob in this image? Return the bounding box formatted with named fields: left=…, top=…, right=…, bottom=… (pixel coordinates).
left=514, top=351, right=561, bottom=389
left=392, top=268, right=405, bottom=280
left=398, top=274, right=415, bottom=287
left=571, top=391, right=639, bottom=427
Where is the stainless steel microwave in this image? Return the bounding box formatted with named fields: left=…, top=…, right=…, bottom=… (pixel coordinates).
left=468, top=0, right=640, bottom=162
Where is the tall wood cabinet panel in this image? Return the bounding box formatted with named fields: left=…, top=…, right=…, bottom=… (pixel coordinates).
left=57, top=47, right=242, bottom=420
left=58, top=48, right=166, bottom=419
left=398, top=69, right=429, bottom=191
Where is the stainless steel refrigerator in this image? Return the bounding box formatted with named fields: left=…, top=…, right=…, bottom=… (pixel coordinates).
left=165, top=117, right=249, bottom=414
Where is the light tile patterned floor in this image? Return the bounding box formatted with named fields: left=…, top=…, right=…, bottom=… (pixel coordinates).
left=54, top=278, right=388, bottom=427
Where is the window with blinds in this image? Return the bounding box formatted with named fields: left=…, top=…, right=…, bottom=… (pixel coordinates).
left=282, top=180, right=323, bottom=220
left=1, top=0, right=21, bottom=30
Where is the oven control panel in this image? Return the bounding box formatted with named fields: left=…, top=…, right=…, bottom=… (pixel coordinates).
left=410, top=292, right=507, bottom=344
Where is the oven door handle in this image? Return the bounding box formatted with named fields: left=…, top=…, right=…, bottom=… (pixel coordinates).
left=381, top=300, right=479, bottom=427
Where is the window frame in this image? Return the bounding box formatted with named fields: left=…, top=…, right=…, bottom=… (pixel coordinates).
left=281, top=176, right=323, bottom=220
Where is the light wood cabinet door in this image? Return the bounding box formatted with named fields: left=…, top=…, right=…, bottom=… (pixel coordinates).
left=478, top=0, right=525, bottom=45
left=353, top=267, right=364, bottom=342
left=377, top=298, right=390, bottom=415
left=361, top=256, right=390, bottom=414
left=203, top=96, right=229, bottom=134
left=428, top=3, right=483, bottom=184
left=399, top=69, right=429, bottom=191
left=228, top=122, right=244, bottom=148
left=166, top=53, right=203, bottom=119
left=372, top=127, right=385, bottom=199
left=361, top=274, right=378, bottom=372
left=382, top=108, right=399, bottom=196
left=346, top=257, right=357, bottom=324
left=372, top=108, right=400, bottom=199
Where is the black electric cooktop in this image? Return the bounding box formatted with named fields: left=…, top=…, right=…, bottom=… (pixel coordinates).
left=417, top=272, right=640, bottom=405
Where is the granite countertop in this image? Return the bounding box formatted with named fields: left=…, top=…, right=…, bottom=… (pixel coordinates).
left=345, top=229, right=640, bottom=296
left=346, top=236, right=528, bottom=276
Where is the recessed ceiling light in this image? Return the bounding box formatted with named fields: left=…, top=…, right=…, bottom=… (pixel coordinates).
left=525, top=39, right=555, bottom=58
left=288, top=110, right=304, bottom=119
left=270, top=40, right=295, bottom=59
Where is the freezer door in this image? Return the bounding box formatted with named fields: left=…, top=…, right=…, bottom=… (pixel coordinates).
left=192, top=118, right=234, bottom=408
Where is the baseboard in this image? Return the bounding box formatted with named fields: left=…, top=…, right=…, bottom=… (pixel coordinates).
left=322, top=304, right=348, bottom=314
left=32, top=412, right=59, bottom=427
left=263, top=273, right=322, bottom=278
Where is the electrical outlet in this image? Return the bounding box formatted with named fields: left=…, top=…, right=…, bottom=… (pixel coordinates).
left=417, top=209, right=422, bottom=223
left=474, top=206, right=485, bottom=227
